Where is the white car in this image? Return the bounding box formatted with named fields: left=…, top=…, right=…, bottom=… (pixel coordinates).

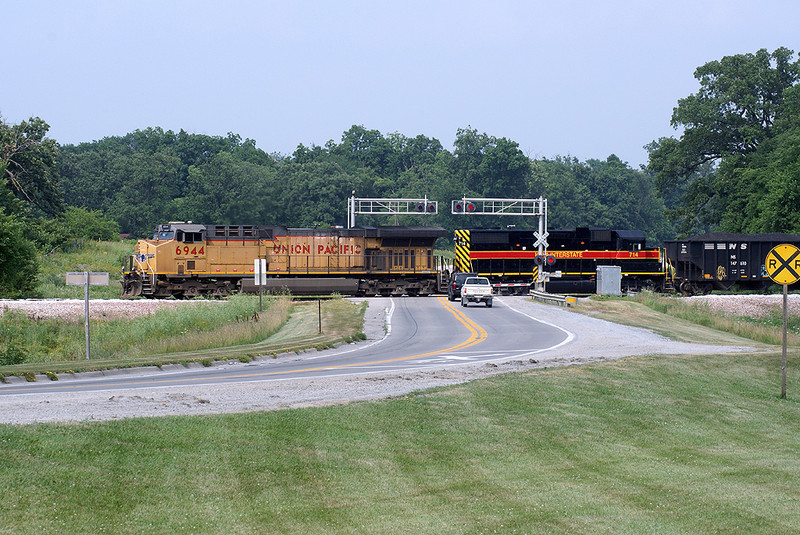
left=460, top=277, right=493, bottom=308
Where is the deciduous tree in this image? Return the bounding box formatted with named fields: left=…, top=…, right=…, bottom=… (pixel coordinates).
left=648, top=47, right=800, bottom=234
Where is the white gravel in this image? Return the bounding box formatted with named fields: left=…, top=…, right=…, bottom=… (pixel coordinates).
left=0, top=298, right=208, bottom=321
left=0, top=296, right=757, bottom=425
left=686, top=293, right=800, bottom=318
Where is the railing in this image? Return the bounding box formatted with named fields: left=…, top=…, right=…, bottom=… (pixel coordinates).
left=529, top=289, right=578, bottom=307
left=279, top=253, right=444, bottom=276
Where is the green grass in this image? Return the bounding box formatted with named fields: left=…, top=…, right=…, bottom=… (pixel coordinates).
left=1, top=351, right=799, bottom=533
left=35, top=239, right=134, bottom=299
left=0, top=297, right=365, bottom=377
left=0, top=294, right=290, bottom=364
left=576, top=292, right=800, bottom=347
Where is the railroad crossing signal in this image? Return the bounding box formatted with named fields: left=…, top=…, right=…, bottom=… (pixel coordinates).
left=347, top=196, right=437, bottom=228
left=765, top=244, right=800, bottom=285
left=452, top=200, right=476, bottom=213
left=534, top=254, right=556, bottom=268
left=450, top=197, right=546, bottom=216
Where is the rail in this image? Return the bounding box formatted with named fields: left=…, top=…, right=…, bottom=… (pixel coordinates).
left=529, top=289, right=578, bottom=307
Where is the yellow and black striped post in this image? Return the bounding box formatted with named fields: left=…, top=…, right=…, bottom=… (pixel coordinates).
left=454, top=230, right=472, bottom=273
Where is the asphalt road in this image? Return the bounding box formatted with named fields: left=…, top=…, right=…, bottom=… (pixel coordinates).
left=0, top=296, right=572, bottom=396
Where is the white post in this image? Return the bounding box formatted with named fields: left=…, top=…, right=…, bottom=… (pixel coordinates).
left=348, top=196, right=356, bottom=228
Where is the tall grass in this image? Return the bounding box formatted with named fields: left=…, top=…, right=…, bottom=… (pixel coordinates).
left=634, top=291, right=800, bottom=346
left=36, top=239, right=133, bottom=299
left=0, top=295, right=290, bottom=364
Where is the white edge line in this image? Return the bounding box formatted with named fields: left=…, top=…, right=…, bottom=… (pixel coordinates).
left=302, top=297, right=395, bottom=361
left=491, top=297, right=576, bottom=357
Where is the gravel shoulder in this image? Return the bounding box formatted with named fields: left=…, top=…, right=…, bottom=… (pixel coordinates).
left=0, top=296, right=760, bottom=425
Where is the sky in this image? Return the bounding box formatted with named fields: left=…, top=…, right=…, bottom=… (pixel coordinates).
left=3, top=0, right=799, bottom=168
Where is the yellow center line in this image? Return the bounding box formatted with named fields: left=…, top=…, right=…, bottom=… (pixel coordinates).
left=3, top=297, right=489, bottom=392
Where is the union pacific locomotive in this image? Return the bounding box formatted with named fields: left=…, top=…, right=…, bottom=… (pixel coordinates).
left=454, top=227, right=800, bottom=295
left=122, top=222, right=448, bottom=298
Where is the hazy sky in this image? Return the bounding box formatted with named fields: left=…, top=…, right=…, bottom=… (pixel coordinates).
left=3, top=1, right=798, bottom=167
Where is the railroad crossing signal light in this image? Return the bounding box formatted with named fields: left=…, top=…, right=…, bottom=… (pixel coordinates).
left=415, top=203, right=425, bottom=212
left=414, top=202, right=436, bottom=213
left=535, top=254, right=556, bottom=268
left=452, top=200, right=476, bottom=213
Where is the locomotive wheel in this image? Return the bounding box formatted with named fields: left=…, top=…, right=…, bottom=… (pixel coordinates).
left=213, top=286, right=230, bottom=298
left=184, top=284, right=200, bottom=298
left=679, top=280, right=693, bottom=296
left=124, top=279, right=142, bottom=297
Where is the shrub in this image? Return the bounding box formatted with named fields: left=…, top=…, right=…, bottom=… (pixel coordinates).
left=0, top=343, right=27, bottom=365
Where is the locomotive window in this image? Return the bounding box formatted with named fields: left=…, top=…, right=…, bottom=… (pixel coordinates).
left=157, top=231, right=174, bottom=240
left=176, top=231, right=203, bottom=243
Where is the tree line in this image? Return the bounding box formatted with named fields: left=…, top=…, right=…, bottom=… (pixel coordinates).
left=53, top=125, right=674, bottom=242
left=1, top=47, right=798, bottom=297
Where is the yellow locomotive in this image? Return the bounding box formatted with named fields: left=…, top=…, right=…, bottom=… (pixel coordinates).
left=122, top=222, right=448, bottom=298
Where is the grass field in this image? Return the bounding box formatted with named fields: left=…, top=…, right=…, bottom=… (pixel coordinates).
left=2, top=297, right=800, bottom=532
left=1, top=349, right=798, bottom=534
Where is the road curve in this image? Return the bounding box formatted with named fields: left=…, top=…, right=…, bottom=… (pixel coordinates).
left=0, top=296, right=572, bottom=396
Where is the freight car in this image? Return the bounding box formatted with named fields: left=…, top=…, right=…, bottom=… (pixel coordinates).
left=454, top=227, right=800, bottom=295
left=454, top=227, right=665, bottom=294
left=664, top=232, right=800, bottom=294
left=122, top=222, right=448, bottom=298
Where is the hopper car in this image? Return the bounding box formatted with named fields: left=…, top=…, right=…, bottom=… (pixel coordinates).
left=664, top=232, right=800, bottom=294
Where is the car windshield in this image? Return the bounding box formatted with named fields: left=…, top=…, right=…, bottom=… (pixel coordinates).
left=466, top=278, right=488, bottom=285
